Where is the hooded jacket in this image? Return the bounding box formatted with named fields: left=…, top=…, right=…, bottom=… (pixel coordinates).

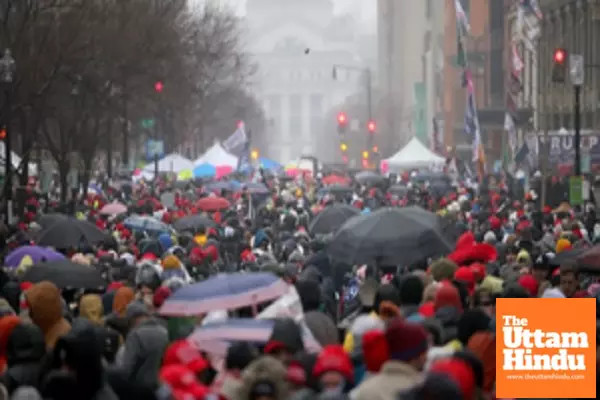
left=119, top=317, right=169, bottom=390
left=3, top=323, right=46, bottom=394
left=25, top=282, right=71, bottom=349
left=79, top=295, right=104, bottom=325
left=235, top=356, right=290, bottom=400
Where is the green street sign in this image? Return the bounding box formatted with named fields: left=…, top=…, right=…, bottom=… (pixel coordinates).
left=141, top=118, right=155, bottom=129
left=569, top=176, right=583, bottom=206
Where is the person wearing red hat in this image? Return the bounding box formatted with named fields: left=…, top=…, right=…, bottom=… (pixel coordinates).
left=352, top=319, right=428, bottom=400
left=429, top=357, right=477, bottom=400
left=313, top=345, right=353, bottom=394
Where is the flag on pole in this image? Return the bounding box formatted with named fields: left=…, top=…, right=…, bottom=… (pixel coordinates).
left=223, top=122, right=248, bottom=152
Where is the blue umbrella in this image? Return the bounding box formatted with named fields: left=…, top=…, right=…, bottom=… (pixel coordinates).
left=205, top=181, right=241, bottom=192
left=124, top=215, right=169, bottom=233
left=258, top=157, right=282, bottom=171
left=193, top=163, right=216, bottom=178
left=159, top=272, right=288, bottom=316
left=243, top=182, right=269, bottom=194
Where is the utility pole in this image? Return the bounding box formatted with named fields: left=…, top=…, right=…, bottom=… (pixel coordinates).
left=570, top=54, right=584, bottom=176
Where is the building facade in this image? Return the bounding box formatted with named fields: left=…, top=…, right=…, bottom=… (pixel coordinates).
left=245, top=0, right=369, bottom=163
left=377, top=0, right=444, bottom=156
left=537, top=0, right=600, bottom=134
left=441, top=0, right=528, bottom=164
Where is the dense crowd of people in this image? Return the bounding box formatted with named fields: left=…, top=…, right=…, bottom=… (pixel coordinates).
left=0, top=170, right=595, bottom=400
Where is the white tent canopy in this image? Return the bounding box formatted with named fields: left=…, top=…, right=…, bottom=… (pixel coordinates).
left=194, top=142, right=238, bottom=168
left=385, top=137, right=445, bottom=169
left=141, top=153, right=194, bottom=180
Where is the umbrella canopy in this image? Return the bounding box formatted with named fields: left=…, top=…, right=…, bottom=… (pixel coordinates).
left=243, top=182, right=269, bottom=194
left=189, top=318, right=319, bottom=356
left=21, top=260, right=105, bottom=289
left=36, top=213, right=68, bottom=229
left=173, top=215, right=217, bottom=232
left=37, top=218, right=107, bottom=249
left=317, top=185, right=353, bottom=196
left=328, top=206, right=453, bottom=266
left=5, top=245, right=66, bottom=267
left=193, top=163, right=217, bottom=178
left=196, top=196, right=231, bottom=212
left=124, top=215, right=169, bottom=233
left=99, top=202, right=128, bottom=216
left=159, top=272, right=288, bottom=316
left=309, top=204, right=359, bottom=235
left=355, top=170, right=384, bottom=185
left=205, top=181, right=241, bottom=192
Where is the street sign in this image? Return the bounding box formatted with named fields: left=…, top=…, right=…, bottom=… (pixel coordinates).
left=145, top=139, right=164, bottom=161
left=570, top=54, right=584, bottom=86
left=140, top=118, right=155, bottom=129
left=569, top=175, right=583, bottom=205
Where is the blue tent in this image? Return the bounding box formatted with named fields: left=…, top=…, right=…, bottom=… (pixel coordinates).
left=193, top=163, right=216, bottom=178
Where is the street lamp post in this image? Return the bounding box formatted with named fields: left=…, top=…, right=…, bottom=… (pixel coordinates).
left=0, top=50, right=15, bottom=226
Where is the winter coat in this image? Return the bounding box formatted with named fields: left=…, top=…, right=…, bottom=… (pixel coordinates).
left=304, top=311, right=339, bottom=347
left=25, top=281, right=71, bottom=349
left=119, top=317, right=169, bottom=390
left=434, top=306, right=460, bottom=344
left=351, top=360, right=423, bottom=400
left=235, top=356, right=290, bottom=400
left=2, top=323, right=46, bottom=394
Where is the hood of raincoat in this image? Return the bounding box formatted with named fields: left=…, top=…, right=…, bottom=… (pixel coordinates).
left=25, top=281, right=71, bottom=349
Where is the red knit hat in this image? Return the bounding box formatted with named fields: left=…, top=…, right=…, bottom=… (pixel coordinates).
left=518, top=274, right=539, bottom=297
left=430, top=358, right=476, bottom=400
left=385, top=319, right=428, bottom=362
left=313, top=345, right=353, bottom=382
left=362, top=330, right=389, bottom=372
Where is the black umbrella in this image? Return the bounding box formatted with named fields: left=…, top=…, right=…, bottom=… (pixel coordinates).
left=36, top=213, right=68, bottom=229
left=173, top=215, right=217, bottom=232
left=327, top=206, right=452, bottom=267
left=355, top=170, right=384, bottom=185
left=36, top=217, right=107, bottom=249
left=309, top=204, right=359, bottom=235
left=22, top=260, right=106, bottom=289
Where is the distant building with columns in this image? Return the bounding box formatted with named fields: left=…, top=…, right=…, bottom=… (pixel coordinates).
left=245, top=0, right=368, bottom=163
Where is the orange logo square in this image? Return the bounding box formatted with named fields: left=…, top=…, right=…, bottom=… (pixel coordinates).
left=496, top=298, right=596, bottom=398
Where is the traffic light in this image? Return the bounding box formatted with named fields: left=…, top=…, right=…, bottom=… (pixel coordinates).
left=251, top=149, right=259, bottom=160
left=154, top=81, right=164, bottom=93
left=337, top=112, right=348, bottom=134
left=362, top=158, right=369, bottom=168
left=552, top=48, right=567, bottom=83
left=362, top=150, right=369, bottom=159
left=372, top=145, right=379, bottom=153
left=367, top=120, right=376, bottom=133
left=342, top=155, right=348, bottom=163
left=340, top=143, right=348, bottom=152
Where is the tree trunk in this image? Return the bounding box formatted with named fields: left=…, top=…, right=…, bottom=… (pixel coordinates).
left=59, top=159, right=69, bottom=204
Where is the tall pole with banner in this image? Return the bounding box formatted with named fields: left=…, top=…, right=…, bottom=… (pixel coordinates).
left=570, top=53, right=584, bottom=205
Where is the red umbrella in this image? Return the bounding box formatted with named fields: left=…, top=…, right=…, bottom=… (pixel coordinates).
left=322, top=175, right=349, bottom=185
left=196, top=196, right=231, bottom=212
